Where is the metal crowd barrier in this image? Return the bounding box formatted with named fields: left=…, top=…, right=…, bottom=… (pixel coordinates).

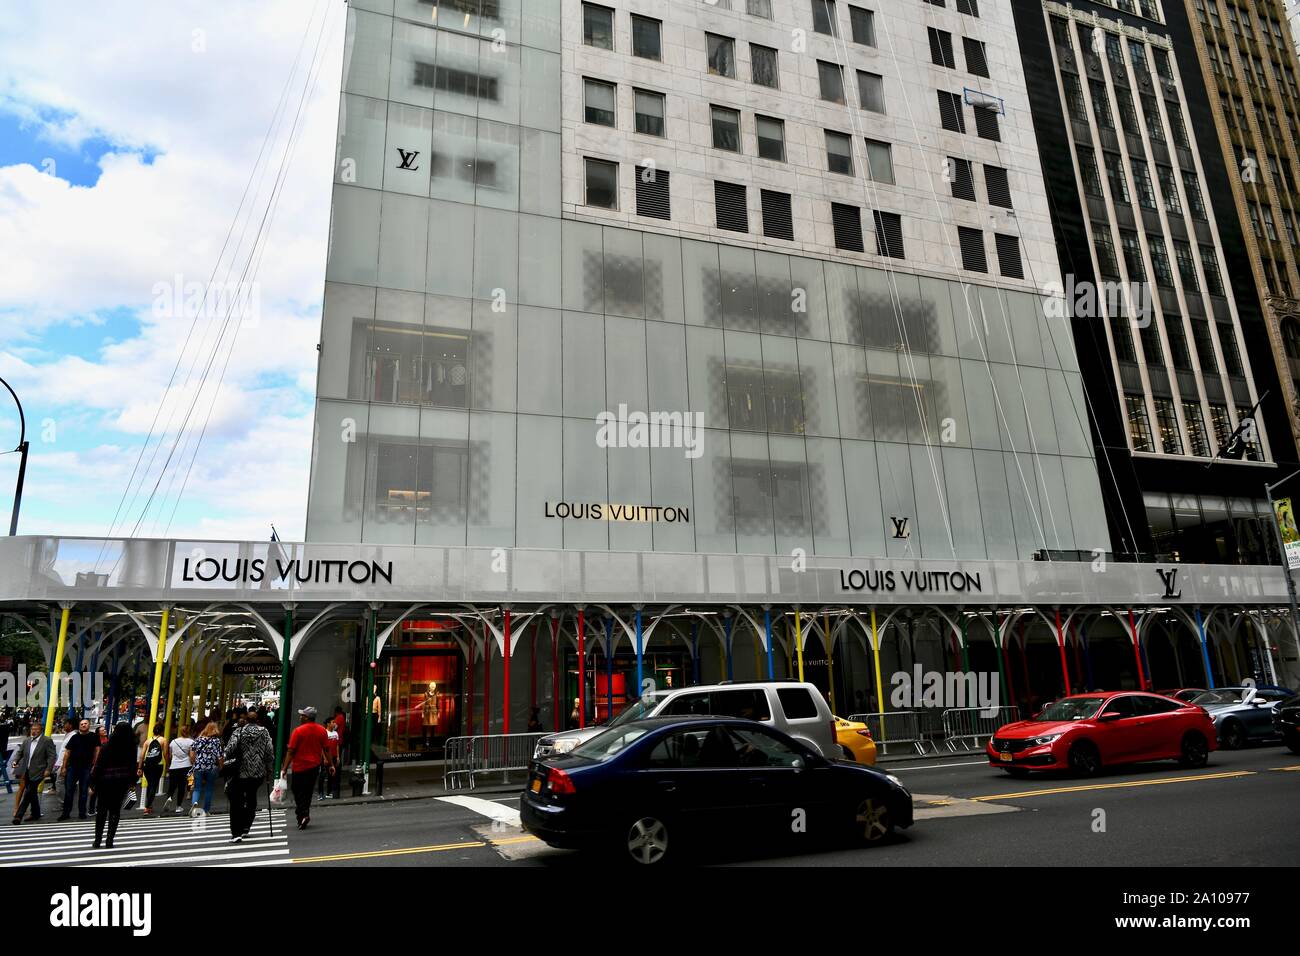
left=940, top=705, right=1021, bottom=752
left=847, top=711, right=928, bottom=755
left=443, top=732, right=549, bottom=791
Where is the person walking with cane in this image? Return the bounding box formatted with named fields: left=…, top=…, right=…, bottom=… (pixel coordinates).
left=222, top=706, right=272, bottom=844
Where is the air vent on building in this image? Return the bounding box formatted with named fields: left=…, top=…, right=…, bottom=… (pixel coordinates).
left=715, top=181, right=749, bottom=232
left=938, top=91, right=966, bottom=132
left=959, top=226, right=987, bottom=272
left=963, top=37, right=989, bottom=78
left=973, top=105, right=1000, bottom=141
left=761, top=189, right=794, bottom=240
left=832, top=202, right=865, bottom=252
left=985, top=164, right=1013, bottom=208
left=995, top=233, right=1023, bottom=278
left=874, top=211, right=904, bottom=258
left=635, top=166, right=671, bottom=220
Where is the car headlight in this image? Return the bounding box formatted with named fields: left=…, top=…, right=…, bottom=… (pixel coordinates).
left=1027, top=733, right=1061, bottom=746
left=885, top=773, right=903, bottom=788
left=550, top=738, right=581, bottom=754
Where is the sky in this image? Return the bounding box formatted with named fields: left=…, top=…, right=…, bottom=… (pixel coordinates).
left=0, top=0, right=346, bottom=542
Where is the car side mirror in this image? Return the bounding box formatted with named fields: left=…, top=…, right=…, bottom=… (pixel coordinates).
left=1098, top=712, right=1121, bottom=722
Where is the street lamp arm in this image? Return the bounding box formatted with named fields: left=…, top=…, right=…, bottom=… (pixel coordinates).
left=1266, top=466, right=1300, bottom=495
left=0, top=375, right=25, bottom=451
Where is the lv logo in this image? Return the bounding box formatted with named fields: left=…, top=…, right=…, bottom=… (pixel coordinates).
left=890, top=516, right=910, bottom=540
left=396, top=147, right=421, bottom=171
left=1156, top=567, right=1182, bottom=599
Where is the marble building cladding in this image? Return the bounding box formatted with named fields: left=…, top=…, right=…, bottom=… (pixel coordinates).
left=306, top=0, right=1111, bottom=560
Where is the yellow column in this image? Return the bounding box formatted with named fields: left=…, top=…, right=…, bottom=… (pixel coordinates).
left=43, top=606, right=72, bottom=735
left=162, top=630, right=181, bottom=740
left=143, top=608, right=171, bottom=743
left=795, top=609, right=805, bottom=682
left=824, top=612, right=836, bottom=713
left=871, top=607, right=886, bottom=745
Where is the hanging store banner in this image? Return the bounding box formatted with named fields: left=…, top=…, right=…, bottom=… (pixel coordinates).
left=1274, top=497, right=1300, bottom=571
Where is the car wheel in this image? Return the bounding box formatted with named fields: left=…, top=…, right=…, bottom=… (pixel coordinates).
left=1002, top=767, right=1029, bottom=778
left=1220, top=720, right=1246, bottom=750
left=624, top=815, right=671, bottom=865
left=1067, top=740, right=1101, bottom=777
left=852, top=796, right=894, bottom=845
left=1178, top=731, right=1209, bottom=768
left=1286, top=733, right=1300, bottom=756
left=840, top=745, right=857, bottom=762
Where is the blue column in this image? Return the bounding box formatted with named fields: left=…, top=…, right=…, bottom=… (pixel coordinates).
left=723, top=615, right=734, bottom=681
left=764, top=608, right=774, bottom=679
left=604, top=617, right=614, bottom=720
left=1195, top=607, right=1214, bottom=689
left=71, top=632, right=85, bottom=721
left=635, top=608, right=644, bottom=696
left=1081, top=621, right=1095, bottom=692
left=691, top=620, right=700, bottom=685
left=107, top=650, right=120, bottom=728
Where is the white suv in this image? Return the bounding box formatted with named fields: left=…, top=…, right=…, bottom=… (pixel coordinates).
left=532, top=681, right=838, bottom=760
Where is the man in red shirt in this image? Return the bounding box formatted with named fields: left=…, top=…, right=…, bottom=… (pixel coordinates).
left=283, top=706, right=333, bottom=830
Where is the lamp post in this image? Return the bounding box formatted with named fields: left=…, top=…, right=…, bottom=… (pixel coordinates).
left=1264, top=466, right=1300, bottom=682
left=0, top=375, right=29, bottom=536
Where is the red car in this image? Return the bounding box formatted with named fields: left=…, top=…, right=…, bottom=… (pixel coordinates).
left=986, top=691, right=1217, bottom=777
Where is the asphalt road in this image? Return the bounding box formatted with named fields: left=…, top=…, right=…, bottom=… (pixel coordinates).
left=283, top=745, right=1300, bottom=867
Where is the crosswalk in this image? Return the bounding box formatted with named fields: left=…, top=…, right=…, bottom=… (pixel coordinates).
left=0, top=810, right=293, bottom=867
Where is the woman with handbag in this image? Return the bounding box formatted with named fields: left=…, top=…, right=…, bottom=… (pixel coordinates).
left=188, top=721, right=223, bottom=817
left=89, top=722, right=137, bottom=849
left=137, top=730, right=166, bottom=816
left=222, top=706, right=272, bottom=844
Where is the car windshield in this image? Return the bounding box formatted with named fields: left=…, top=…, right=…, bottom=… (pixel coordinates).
left=1034, top=697, right=1103, bottom=721
left=1192, top=689, right=1251, bottom=705
left=570, top=726, right=649, bottom=760
left=606, top=695, right=662, bottom=728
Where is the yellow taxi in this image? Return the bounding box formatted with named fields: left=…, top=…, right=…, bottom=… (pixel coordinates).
left=834, top=716, right=877, bottom=764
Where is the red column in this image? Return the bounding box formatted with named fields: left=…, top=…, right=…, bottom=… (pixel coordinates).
left=1000, top=612, right=1017, bottom=708
left=1054, top=608, right=1072, bottom=697
left=551, top=616, right=560, bottom=732
left=1128, top=609, right=1147, bottom=689
left=483, top=623, right=491, bottom=734
left=529, top=618, right=537, bottom=713
left=502, top=610, right=512, bottom=736
left=1070, top=622, right=1083, bottom=687
left=467, top=639, right=475, bottom=737
left=577, top=612, right=587, bottom=729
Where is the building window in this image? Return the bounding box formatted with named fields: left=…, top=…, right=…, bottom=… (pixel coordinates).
left=1104, top=152, right=1129, bottom=204
left=712, top=106, right=741, bottom=151
left=1182, top=171, right=1207, bottom=220
left=957, top=0, right=979, bottom=16
left=1141, top=94, right=1165, bottom=142
left=938, top=90, right=965, bottom=132
left=1126, top=394, right=1154, bottom=452
left=831, top=202, right=864, bottom=252
left=761, top=189, right=794, bottom=240
left=583, top=3, right=614, bottom=49
left=715, top=181, right=749, bottom=233
left=1191, top=320, right=1218, bottom=375
left=1131, top=159, right=1157, bottom=210
left=812, top=0, right=838, bottom=35
left=963, top=37, right=989, bottom=77
left=1096, top=231, right=1120, bottom=278
left=818, top=61, right=846, bottom=103
left=858, top=71, right=886, bottom=113
left=1222, top=327, right=1245, bottom=376
left=1208, top=403, right=1231, bottom=452
left=973, top=105, right=1000, bottom=140
left=756, top=115, right=785, bottom=160
left=585, top=158, right=618, bottom=208
left=1090, top=79, right=1114, bottom=129
left=748, top=0, right=774, bottom=17
left=929, top=28, right=956, bottom=69
left=985, top=164, right=1012, bottom=207
left=825, top=130, right=854, bottom=174
left=634, top=89, right=665, bottom=136
left=631, top=14, right=662, bottom=60
left=995, top=233, right=1023, bottom=278
left=584, top=78, right=616, bottom=127
left=1148, top=235, right=1174, bottom=288
left=1157, top=165, right=1181, bottom=215
left=707, top=33, right=736, bottom=77
left=1173, top=240, right=1198, bottom=292
left=1120, top=230, right=1145, bottom=280
left=1063, top=73, right=1087, bottom=123
left=751, top=44, right=779, bottom=88
left=849, top=5, right=876, bottom=45
left=949, top=157, right=975, bottom=200
left=864, top=139, right=894, bottom=183
left=1111, top=313, right=1137, bottom=362
left=959, top=226, right=987, bottom=272
left=874, top=210, right=905, bottom=258
left=1078, top=148, right=1104, bottom=198
left=1183, top=401, right=1210, bottom=456
left=1263, top=205, right=1279, bottom=242
left=1236, top=406, right=1262, bottom=459
left=635, top=165, right=670, bottom=220
left=1115, top=87, right=1140, bottom=136
left=1199, top=246, right=1224, bottom=295
left=1153, top=398, right=1183, bottom=455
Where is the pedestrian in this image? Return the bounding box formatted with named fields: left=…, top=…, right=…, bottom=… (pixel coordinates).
left=56, top=718, right=99, bottom=821
left=138, top=728, right=165, bottom=816
left=317, top=718, right=340, bottom=800
left=163, top=723, right=194, bottom=814
left=89, top=721, right=137, bottom=849
left=11, top=722, right=57, bottom=824
left=189, top=720, right=222, bottom=817
left=87, top=724, right=108, bottom=815
left=283, top=706, right=332, bottom=830
left=52, top=718, right=75, bottom=778
left=0, top=716, right=12, bottom=795
left=222, top=706, right=273, bottom=844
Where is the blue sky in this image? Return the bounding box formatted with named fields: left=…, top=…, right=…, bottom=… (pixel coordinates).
left=0, top=1, right=345, bottom=540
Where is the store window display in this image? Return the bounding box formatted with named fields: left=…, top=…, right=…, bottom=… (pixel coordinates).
left=375, top=650, right=461, bottom=755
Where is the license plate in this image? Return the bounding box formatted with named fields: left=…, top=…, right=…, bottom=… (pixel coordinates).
left=529, top=778, right=542, bottom=793
left=999, top=752, right=1012, bottom=762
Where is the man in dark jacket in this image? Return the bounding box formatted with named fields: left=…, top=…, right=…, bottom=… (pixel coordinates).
left=57, top=719, right=100, bottom=820
left=11, top=723, right=57, bottom=823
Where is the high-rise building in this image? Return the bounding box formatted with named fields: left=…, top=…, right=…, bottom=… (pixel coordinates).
left=1013, top=0, right=1300, bottom=565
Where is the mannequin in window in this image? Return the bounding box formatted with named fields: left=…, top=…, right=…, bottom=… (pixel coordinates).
left=421, top=683, right=439, bottom=748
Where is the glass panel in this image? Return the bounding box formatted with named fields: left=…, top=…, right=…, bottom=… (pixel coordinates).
left=832, top=344, right=871, bottom=440
left=469, top=297, right=517, bottom=412
left=414, top=406, right=471, bottom=546
left=692, top=428, right=737, bottom=552
left=928, top=355, right=968, bottom=447
left=474, top=118, right=521, bottom=210
left=562, top=311, right=607, bottom=418
left=378, top=192, right=430, bottom=292
left=426, top=199, right=475, bottom=297
left=643, top=232, right=684, bottom=322
left=518, top=213, right=561, bottom=308
left=842, top=439, right=886, bottom=555
left=368, top=289, right=427, bottom=406
left=343, top=9, right=393, bottom=101
left=320, top=282, right=377, bottom=402
left=876, top=442, right=916, bottom=558
left=307, top=400, right=370, bottom=542
left=646, top=321, right=690, bottom=413
left=731, top=432, right=776, bottom=555
left=520, top=48, right=561, bottom=132
left=1005, top=452, right=1044, bottom=557
left=922, top=278, right=960, bottom=356
left=434, top=30, right=483, bottom=117
left=561, top=219, right=605, bottom=313
left=429, top=110, right=477, bottom=203
left=608, top=443, right=653, bottom=552
left=859, top=267, right=896, bottom=349
left=390, top=19, right=438, bottom=109
left=514, top=414, right=563, bottom=548
left=326, top=186, right=380, bottom=286
left=724, top=331, right=767, bottom=432
left=960, top=358, right=1001, bottom=450
left=605, top=315, right=650, bottom=412
left=466, top=411, right=516, bottom=546
left=520, top=129, right=561, bottom=216
left=1049, top=370, right=1091, bottom=456
left=384, top=103, right=434, bottom=196
left=563, top=416, right=609, bottom=550
left=825, top=262, right=863, bottom=344
left=761, top=335, right=802, bottom=434
left=797, top=338, right=838, bottom=438
left=1064, top=457, right=1110, bottom=552
left=361, top=404, right=422, bottom=544
left=336, top=94, right=387, bottom=190
left=803, top=437, right=849, bottom=555
left=650, top=443, right=696, bottom=552
left=911, top=445, right=953, bottom=558
left=603, top=227, right=645, bottom=319
left=686, top=325, right=729, bottom=431
left=789, top=257, right=830, bottom=340
left=770, top=435, right=812, bottom=556
left=1020, top=367, right=1058, bottom=455
left=720, top=245, right=758, bottom=331
left=516, top=306, right=562, bottom=415
left=476, top=39, right=521, bottom=126
left=973, top=449, right=1015, bottom=557
left=867, top=350, right=906, bottom=442
left=472, top=205, right=519, bottom=300
left=682, top=240, right=721, bottom=326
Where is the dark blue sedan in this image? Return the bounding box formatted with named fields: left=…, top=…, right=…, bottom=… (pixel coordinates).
left=520, top=716, right=913, bottom=864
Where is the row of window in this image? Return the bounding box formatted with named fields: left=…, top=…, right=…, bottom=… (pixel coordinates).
left=937, top=90, right=1001, bottom=140
left=928, top=27, right=989, bottom=78
left=957, top=227, right=1023, bottom=278
left=1077, top=146, right=1208, bottom=222
left=1126, top=394, right=1256, bottom=459
left=1093, top=228, right=1225, bottom=297
left=1059, top=70, right=1192, bottom=151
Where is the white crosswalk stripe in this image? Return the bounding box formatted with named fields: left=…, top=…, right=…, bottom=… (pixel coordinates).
left=0, top=811, right=293, bottom=867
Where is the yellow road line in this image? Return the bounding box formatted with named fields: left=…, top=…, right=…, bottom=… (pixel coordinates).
left=1269, top=765, right=1300, bottom=772
left=488, top=835, right=540, bottom=846
left=292, top=840, right=486, bottom=863
left=971, top=770, right=1256, bottom=802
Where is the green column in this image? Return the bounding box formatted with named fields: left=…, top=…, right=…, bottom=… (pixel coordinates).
left=275, top=607, right=294, bottom=777
left=960, top=615, right=971, bottom=674
left=359, top=609, right=377, bottom=792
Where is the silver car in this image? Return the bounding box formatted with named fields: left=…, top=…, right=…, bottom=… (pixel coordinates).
left=1192, top=686, right=1292, bottom=749
left=533, top=681, right=839, bottom=760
